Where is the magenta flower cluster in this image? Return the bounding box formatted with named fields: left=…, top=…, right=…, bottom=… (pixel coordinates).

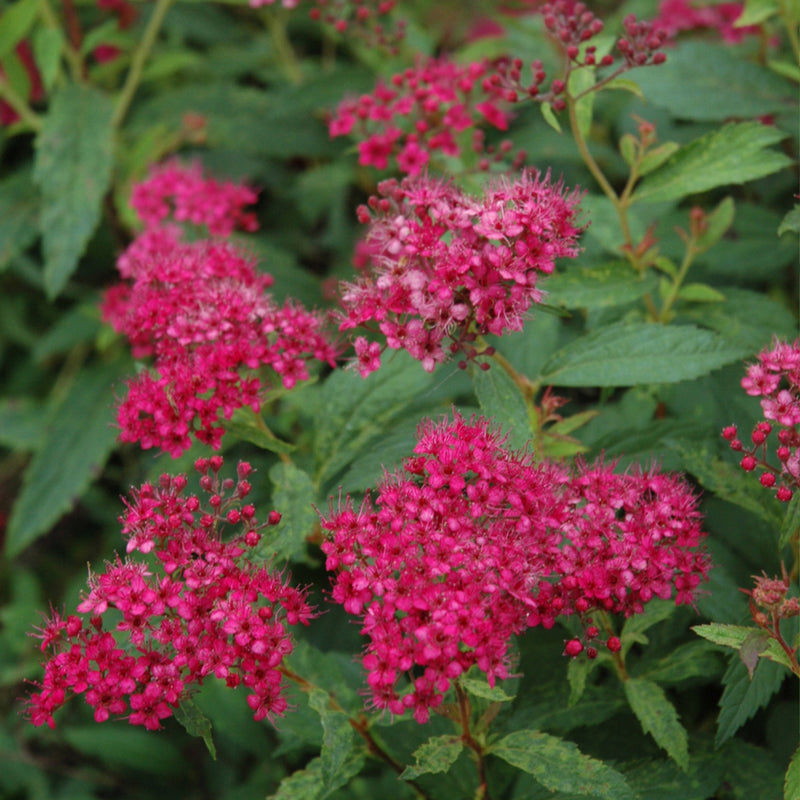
left=654, top=0, right=757, bottom=44
left=338, top=171, right=583, bottom=375
left=102, top=162, right=338, bottom=457
left=723, top=338, right=800, bottom=502
left=320, top=414, right=709, bottom=722
left=27, top=458, right=313, bottom=731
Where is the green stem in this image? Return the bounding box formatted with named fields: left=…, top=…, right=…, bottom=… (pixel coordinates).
left=39, top=0, right=84, bottom=82
left=779, top=2, right=800, bottom=66
left=597, top=611, right=629, bottom=681
left=657, top=240, right=698, bottom=323
left=261, top=8, right=304, bottom=85
left=455, top=683, right=492, bottom=800
left=0, top=74, right=42, bottom=131
left=112, top=0, right=175, bottom=128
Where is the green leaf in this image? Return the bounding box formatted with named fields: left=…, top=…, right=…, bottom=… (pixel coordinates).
left=312, top=351, right=434, bottom=490
left=568, top=64, right=595, bottom=142
left=768, top=59, right=800, bottom=82
left=622, top=599, right=677, bottom=648
left=267, top=757, right=325, bottom=800
left=640, top=640, right=725, bottom=686
left=567, top=657, right=594, bottom=706
left=471, top=362, right=533, bottom=451
left=624, top=756, right=725, bottom=800
left=174, top=698, right=216, bottom=759
left=602, top=76, right=644, bottom=99
left=635, top=122, right=792, bottom=204
left=538, top=323, right=742, bottom=387
left=696, top=197, right=736, bottom=253
left=0, top=398, right=45, bottom=450
left=32, top=26, right=64, bottom=93
left=490, top=730, right=635, bottom=799
left=545, top=261, right=658, bottom=309
left=460, top=676, right=514, bottom=702
left=740, top=630, right=772, bottom=679
left=619, top=133, right=637, bottom=166
left=0, top=0, right=39, bottom=57
left=785, top=745, right=800, bottom=800
left=676, top=283, right=726, bottom=303
left=308, top=689, right=357, bottom=791
left=737, top=0, right=780, bottom=26
left=33, top=84, right=115, bottom=298
left=257, top=463, right=316, bottom=564
left=5, top=360, right=128, bottom=558
left=540, top=102, right=563, bottom=133
left=638, top=142, right=680, bottom=177
left=778, top=206, right=800, bottom=237
left=716, top=656, right=787, bottom=746
left=780, top=493, right=800, bottom=552
left=401, top=735, right=463, bottom=780
left=0, top=168, right=39, bottom=273
left=631, top=41, right=793, bottom=121
left=693, top=624, right=795, bottom=672
left=225, top=407, right=295, bottom=453
left=624, top=678, right=689, bottom=771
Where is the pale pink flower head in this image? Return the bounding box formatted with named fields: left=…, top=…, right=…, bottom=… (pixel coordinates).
left=338, top=170, right=583, bottom=374
left=26, top=459, right=312, bottom=731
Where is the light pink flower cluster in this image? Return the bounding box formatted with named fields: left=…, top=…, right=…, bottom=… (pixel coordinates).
left=130, top=160, right=259, bottom=237
left=338, top=171, right=583, bottom=375
left=103, top=164, right=338, bottom=457
left=654, top=0, right=758, bottom=44
left=319, top=414, right=709, bottom=723
left=27, top=459, right=313, bottom=731
left=329, top=55, right=525, bottom=175
left=723, top=339, right=800, bottom=502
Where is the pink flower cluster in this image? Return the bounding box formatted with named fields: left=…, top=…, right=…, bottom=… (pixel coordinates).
left=654, top=1, right=758, bottom=44
left=319, top=414, right=709, bottom=722
left=103, top=163, right=338, bottom=457
left=338, top=171, right=583, bottom=375
left=130, top=160, right=259, bottom=237
left=723, top=339, right=800, bottom=502
left=329, top=55, right=525, bottom=175
left=27, top=459, right=313, bottom=731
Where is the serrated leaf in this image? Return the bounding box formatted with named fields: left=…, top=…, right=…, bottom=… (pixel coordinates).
left=267, top=752, right=365, bottom=800
left=696, top=197, right=736, bottom=252
left=490, top=730, right=635, bottom=799
left=567, top=657, right=593, bottom=706
left=0, top=168, right=39, bottom=273
left=545, top=260, right=658, bottom=309
left=313, top=351, right=434, bottom=490
left=640, top=640, right=725, bottom=686
left=693, top=624, right=795, bottom=671
left=638, top=142, right=680, bottom=177
left=631, top=41, right=792, bottom=121
left=0, top=399, right=45, bottom=450
left=740, top=630, right=772, bottom=679
left=677, top=283, right=726, bottom=303
left=173, top=698, right=216, bottom=759
left=401, top=735, right=463, bottom=780
left=308, top=689, right=356, bottom=791
left=471, top=362, right=533, bottom=451
left=0, top=0, right=39, bottom=57
left=778, top=206, right=800, bottom=237
left=538, top=323, right=741, bottom=387
left=716, top=656, right=787, bottom=746
left=624, top=678, right=689, bottom=771
left=779, top=493, right=800, bottom=551
left=257, top=463, right=316, bottom=564
left=460, top=676, right=514, bottom=702
left=603, top=76, right=644, bottom=99
left=785, top=745, right=800, bottom=800
left=5, top=360, right=128, bottom=558
left=635, top=122, right=791, bottom=204
left=33, top=84, right=114, bottom=298
left=622, top=599, right=677, bottom=646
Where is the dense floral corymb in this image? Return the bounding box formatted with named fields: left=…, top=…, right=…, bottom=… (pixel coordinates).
left=338, top=170, right=583, bottom=375
left=723, top=338, right=800, bottom=502
left=103, top=162, right=338, bottom=457
left=319, top=414, right=709, bottom=723
left=27, top=459, right=313, bottom=731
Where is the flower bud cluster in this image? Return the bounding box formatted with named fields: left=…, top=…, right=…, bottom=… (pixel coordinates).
left=27, top=459, right=312, bottom=731
left=338, top=170, right=583, bottom=375
left=103, top=162, right=339, bottom=457
left=320, top=414, right=709, bottom=723
left=722, top=338, right=800, bottom=502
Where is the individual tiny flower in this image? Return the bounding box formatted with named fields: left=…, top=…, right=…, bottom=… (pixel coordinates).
left=319, top=413, right=709, bottom=723
left=724, top=338, right=800, bottom=501
left=337, top=170, right=583, bottom=374
left=26, top=460, right=313, bottom=731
